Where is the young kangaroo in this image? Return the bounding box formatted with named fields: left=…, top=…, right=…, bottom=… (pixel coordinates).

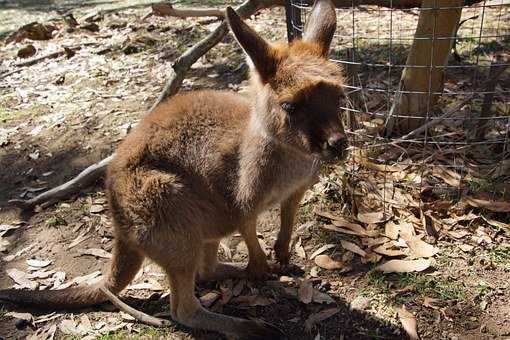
left=0, top=0, right=348, bottom=338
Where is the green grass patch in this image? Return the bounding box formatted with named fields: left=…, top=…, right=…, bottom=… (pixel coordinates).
left=395, top=273, right=466, bottom=301
left=98, top=326, right=172, bottom=340
left=486, top=247, right=510, bottom=267
left=45, top=215, right=67, bottom=227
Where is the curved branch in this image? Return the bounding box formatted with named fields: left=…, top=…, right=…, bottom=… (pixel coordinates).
left=99, top=286, right=172, bottom=327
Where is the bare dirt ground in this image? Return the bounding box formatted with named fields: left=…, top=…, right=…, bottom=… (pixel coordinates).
left=0, top=1, right=509, bottom=340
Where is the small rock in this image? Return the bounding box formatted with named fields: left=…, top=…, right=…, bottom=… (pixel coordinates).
left=17, top=44, right=36, bottom=58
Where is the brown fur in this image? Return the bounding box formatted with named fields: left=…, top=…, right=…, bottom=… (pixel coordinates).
left=0, top=1, right=348, bottom=339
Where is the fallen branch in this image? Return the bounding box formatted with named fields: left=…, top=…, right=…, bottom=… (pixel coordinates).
left=151, top=3, right=224, bottom=18
left=9, top=0, right=275, bottom=211
left=14, top=46, right=80, bottom=67
left=9, top=154, right=114, bottom=209
left=99, top=286, right=172, bottom=327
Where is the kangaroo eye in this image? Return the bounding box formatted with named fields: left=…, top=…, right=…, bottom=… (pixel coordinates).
left=281, top=102, right=295, bottom=114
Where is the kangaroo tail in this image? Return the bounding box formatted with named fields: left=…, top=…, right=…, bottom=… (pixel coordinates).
left=0, top=238, right=143, bottom=309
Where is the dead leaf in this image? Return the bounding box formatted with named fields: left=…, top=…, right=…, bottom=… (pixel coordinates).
left=27, top=259, right=53, bottom=268
left=406, top=238, right=439, bottom=258
left=29, top=269, right=55, bottom=279
left=68, top=233, right=90, bottom=249
left=127, top=281, right=163, bottom=291
left=0, top=223, right=22, bottom=237
left=219, top=241, right=232, bottom=261
left=481, top=216, right=510, bottom=236
left=89, top=204, right=104, bottom=213
left=59, top=319, right=79, bottom=335
left=304, top=307, right=340, bottom=332
left=373, top=243, right=406, bottom=257
left=385, top=221, right=400, bottom=240
left=423, top=297, right=441, bottom=310
left=464, top=197, right=510, bottom=212
left=397, top=305, right=419, bottom=340
left=314, top=254, right=345, bottom=270
left=309, top=244, right=336, bottom=260
left=230, top=295, right=274, bottom=307
left=72, top=271, right=101, bottom=285
left=27, top=324, right=57, bottom=340
left=322, top=224, right=361, bottom=236
left=314, top=210, right=340, bottom=221
left=376, top=259, right=432, bottom=273
left=7, top=268, right=38, bottom=289
left=4, top=242, right=37, bottom=262
left=340, top=240, right=366, bottom=257
left=458, top=244, right=474, bottom=252
left=312, top=290, right=335, bottom=304
left=332, top=218, right=376, bottom=236
left=357, top=210, right=388, bottom=224
left=79, top=248, right=112, bottom=258
left=6, top=311, right=34, bottom=323
left=361, top=250, right=382, bottom=264
left=294, top=237, right=306, bottom=259
left=298, top=279, right=314, bottom=304
left=446, top=230, right=469, bottom=239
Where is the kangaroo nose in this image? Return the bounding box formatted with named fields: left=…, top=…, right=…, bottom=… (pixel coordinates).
left=327, top=133, right=348, bottom=152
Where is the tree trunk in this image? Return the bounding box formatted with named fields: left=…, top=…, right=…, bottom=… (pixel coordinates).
left=385, top=0, right=463, bottom=136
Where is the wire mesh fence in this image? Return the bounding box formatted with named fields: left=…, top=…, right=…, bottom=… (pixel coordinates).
left=287, top=0, right=509, bottom=216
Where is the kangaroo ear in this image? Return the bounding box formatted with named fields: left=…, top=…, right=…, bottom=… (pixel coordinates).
left=225, top=7, right=277, bottom=83
left=303, top=0, right=337, bottom=56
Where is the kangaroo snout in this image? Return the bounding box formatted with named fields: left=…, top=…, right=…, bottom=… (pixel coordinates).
left=324, top=132, right=349, bottom=161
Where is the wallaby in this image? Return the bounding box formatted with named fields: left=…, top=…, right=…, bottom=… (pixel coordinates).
left=0, top=0, right=348, bottom=338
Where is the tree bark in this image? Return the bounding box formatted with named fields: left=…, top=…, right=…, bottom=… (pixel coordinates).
left=385, top=0, right=463, bottom=136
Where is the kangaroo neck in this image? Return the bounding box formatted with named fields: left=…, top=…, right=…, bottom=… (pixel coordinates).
left=235, top=111, right=319, bottom=215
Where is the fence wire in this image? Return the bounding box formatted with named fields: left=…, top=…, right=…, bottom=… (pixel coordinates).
left=287, top=0, right=509, bottom=213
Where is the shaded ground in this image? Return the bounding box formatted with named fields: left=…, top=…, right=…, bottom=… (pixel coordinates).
left=0, top=1, right=509, bottom=340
